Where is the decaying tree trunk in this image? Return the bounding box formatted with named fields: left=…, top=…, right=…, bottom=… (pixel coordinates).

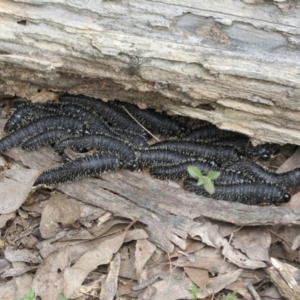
left=0, top=0, right=300, bottom=145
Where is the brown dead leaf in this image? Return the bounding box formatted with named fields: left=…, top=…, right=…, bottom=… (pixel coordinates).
left=5, top=216, right=30, bottom=246
left=259, top=286, right=282, bottom=299
left=184, top=267, right=209, bottom=290
left=232, top=227, right=271, bottom=261
left=32, top=247, right=70, bottom=300
left=196, top=269, right=244, bottom=299
left=144, top=276, right=193, bottom=300
left=40, top=194, right=81, bottom=239
left=5, top=146, right=61, bottom=170
left=120, top=257, right=137, bottom=280
left=125, top=228, right=149, bottom=243
left=36, top=231, right=66, bottom=258
left=20, top=234, right=39, bottom=249
left=225, top=280, right=252, bottom=300
left=63, top=232, right=126, bottom=298
left=0, top=273, right=33, bottom=300
left=292, top=233, right=300, bottom=251
left=0, top=166, right=39, bottom=214
left=0, top=212, right=15, bottom=228
left=171, top=238, right=205, bottom=258
left=1, top=262, right=38, bottom=278
left=189, top=217, right=224, bottom=249
left=79, top=202, right=106, bottom=227
left=0, top=155, right=7, bottom=171
left=284, top=190, right=300, bottom=209
left=272, top=226, right=300, bottom=260
left=175, top=246, right=237, bottom=274
left=100, top=253, right=121, bottom=300
left=222, top=240, right=266, bottom=269
left=88, top=217, right=130, bottom=237
left=135, top=239, right=157, bottom=281
left=277, top=148, right=300, bottom=173
left=118, top=280, right=136, bottom=296
left=5, top=249, right=41, bottom=264
left=0, top=258, right=10, bottom=273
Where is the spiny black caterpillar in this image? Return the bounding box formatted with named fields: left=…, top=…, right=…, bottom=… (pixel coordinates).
left=181, top=124, right=246, bottom=143
left=21, top=129, right=76, bottom=151
left=211, top=140, right=272, bottom=161
left=0, top=117, right=86, bottom=153
left=34, top=152, right=123, bottom=186
left=135, top=149, right=189, bottom=167
left=221, top=159, right=300, bottom=189
left=114, top=100, right=186, bottom=136
left=149, top=141, right=240, bottom=164
left=1, top=95, right=295, bottom=206
left=149, top=158, right=218, bottom=180
left=59, top=94, right=148, bottom=138
left=55, top=134, right=137, bottom=170
left=150, top=159, right=254, bottom=184
left=183, top=178, right=291, bottom=205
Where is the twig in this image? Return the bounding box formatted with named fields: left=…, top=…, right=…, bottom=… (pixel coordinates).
left=122, top=106, right=160, bottom=142
left=132, top=274, right=164, bottom=291
left=246, top=280, right=262, bottom=300
left=267, top=228, right=292, bottom=246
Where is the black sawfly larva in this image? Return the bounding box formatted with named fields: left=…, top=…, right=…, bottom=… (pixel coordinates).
left=149, top=159, right=253, bottom=184
left=55, top=134, right=137, bottom=170
left=0, top=117, right=86, bottom=153
left=149, top=158, right=218, bottom=180
left=59, top=94, right=147, bottom=138
left=221, top=159, right=300, bottom=189
left=211, top=140, right=271, bottom=161
left=183, top=178, right=291, bottom=205
left=149, top=141, right=240, bottom=164
left=135, top=149, right=189, bottom=167
left=4, top=106, right=55, bottom=134
left=114, top=100, right=186, bottom=136
left=21, top=129, right=76, bottom=151
left=34, top=152, right=123, bottom=186
left=181, top=124, right=246, bottom=142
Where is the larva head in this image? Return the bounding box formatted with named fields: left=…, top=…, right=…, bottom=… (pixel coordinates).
left=249, top=144, right=271, bottom=161
left=272, top=190, right=291, bottom=205
left=259, top=152, right=270, bottom=161
left=125, top=161, right=138, bottom=171
left=118, top=159, right=124, bottom=168
left=282, top=192, right=291, bottom=203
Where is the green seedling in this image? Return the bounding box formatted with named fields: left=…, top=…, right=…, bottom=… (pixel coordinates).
left=16, top=288, right=35, bottom=300
left=187, top=166, right=220, bottom=194
left=222, top=290, right=237, bottom=300
left=59, top=294, right=70, bottom=300
left=189, top=284, right=202, bottom=300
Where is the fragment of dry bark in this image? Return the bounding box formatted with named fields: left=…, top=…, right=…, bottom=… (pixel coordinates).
left=100, top=253, right=121, bottom=300
left=269, top=257, right=300, bottom=300
left=59, top=169, right=300, bottom=254
left=1, top=0, right=300, bottom=145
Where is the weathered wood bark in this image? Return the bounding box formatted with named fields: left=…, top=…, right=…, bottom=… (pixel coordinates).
left=0, top=0, right=300, bottom=145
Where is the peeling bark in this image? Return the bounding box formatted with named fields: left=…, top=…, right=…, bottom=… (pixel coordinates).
left=0, top=0, right=300, bottom=144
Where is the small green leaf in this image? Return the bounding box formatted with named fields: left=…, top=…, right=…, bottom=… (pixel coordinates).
left=59, top=294, right=70, bottom=300
left=197, top=177, right=205, bottom=185
left=187, top=166, right=202, bottom=179
left=204, top=180, right=215, bottom=194
left=28, top=289, right=35, bottom=298
left=207, top=171, right=220, bottom=180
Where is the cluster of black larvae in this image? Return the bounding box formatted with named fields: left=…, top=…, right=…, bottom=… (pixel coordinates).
left=1, top=94, right=298, bottom=205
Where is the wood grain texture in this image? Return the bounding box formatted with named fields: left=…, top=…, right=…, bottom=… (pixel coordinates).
left=0, top=0, right=300, bottom=145
left=59, top=170, right=300, bottom=252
